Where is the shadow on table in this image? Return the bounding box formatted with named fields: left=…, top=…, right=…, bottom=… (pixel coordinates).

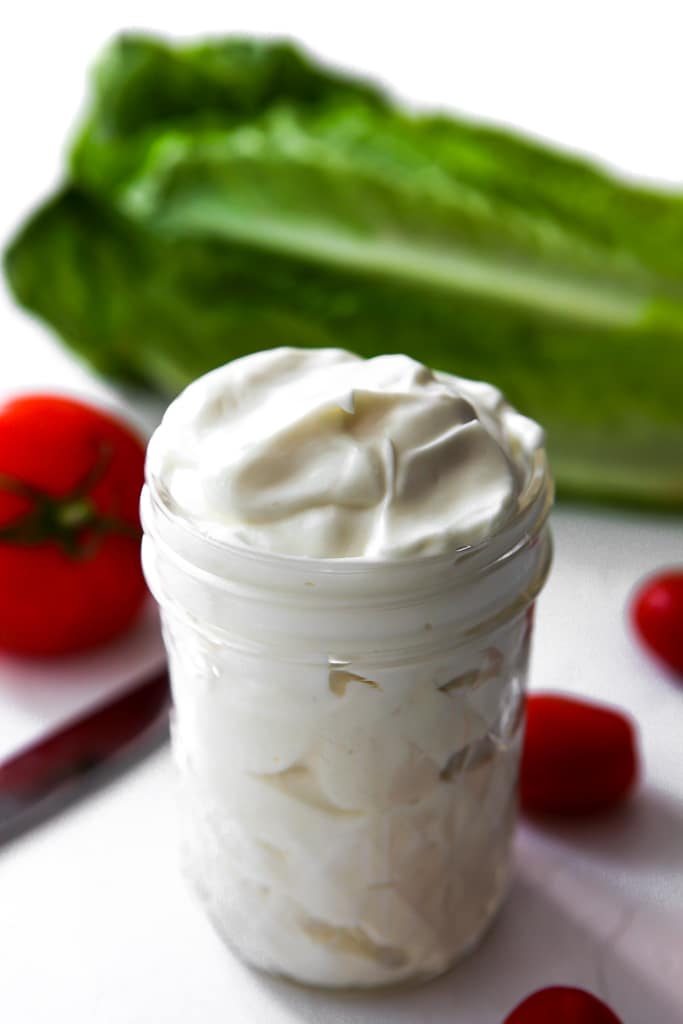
left=523, top=786, right=683, bottom=873
left=249, top=829, right=682, bottom=1024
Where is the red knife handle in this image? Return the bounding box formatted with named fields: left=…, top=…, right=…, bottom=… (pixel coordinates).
left=0, top=671, right=169, bottom=798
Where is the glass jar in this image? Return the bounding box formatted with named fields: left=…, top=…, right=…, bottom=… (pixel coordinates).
left=141, top=453, right=552, bottom=989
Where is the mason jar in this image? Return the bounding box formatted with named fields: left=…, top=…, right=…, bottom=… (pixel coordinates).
left=141, top=450, right=552, bottom=988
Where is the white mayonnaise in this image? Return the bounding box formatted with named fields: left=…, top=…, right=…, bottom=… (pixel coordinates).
left=142, top=348, right=552, bottom=987
left=146, top=347, right=544, bottom=559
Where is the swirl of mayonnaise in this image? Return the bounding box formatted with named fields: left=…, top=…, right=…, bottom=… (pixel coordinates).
left=147, top=347, right=544, bottom=559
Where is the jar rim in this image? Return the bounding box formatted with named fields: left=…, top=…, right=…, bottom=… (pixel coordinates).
left=143, top=449, right=552, bottom=585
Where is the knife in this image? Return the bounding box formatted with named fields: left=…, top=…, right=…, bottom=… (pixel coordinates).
left=0, top=668, right=170, bottom=848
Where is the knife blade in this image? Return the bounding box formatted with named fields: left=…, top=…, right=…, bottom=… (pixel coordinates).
left=0, top=668, right=170, bottom=847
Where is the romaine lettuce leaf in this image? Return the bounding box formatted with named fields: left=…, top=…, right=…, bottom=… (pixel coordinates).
left=5, top=35, right=683, bottom=507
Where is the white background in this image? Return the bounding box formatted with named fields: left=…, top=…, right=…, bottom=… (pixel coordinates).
left=1, top=3, right=682, bottom=1022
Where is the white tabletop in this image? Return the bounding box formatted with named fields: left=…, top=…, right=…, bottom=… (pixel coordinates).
left=2, top=5, right=682, bottom=1022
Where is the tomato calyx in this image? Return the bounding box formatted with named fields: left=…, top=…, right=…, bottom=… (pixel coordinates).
left=0, top=443, right=141, bottom=559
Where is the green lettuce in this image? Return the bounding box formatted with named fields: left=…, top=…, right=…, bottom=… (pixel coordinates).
left=5, top=34, right=683, bottom=507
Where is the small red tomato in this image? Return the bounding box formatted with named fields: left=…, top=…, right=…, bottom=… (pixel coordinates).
left=503, top=986, right=622, bottom=1023
left=0, top=394, right=147, bottom=656
left=520, top=694, right=638, bottom=816
left=631, top=570, right=683, bottom=677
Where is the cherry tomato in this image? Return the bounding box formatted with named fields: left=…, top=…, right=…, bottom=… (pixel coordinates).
left=520, top=694, right=638, bottom=816
left=0, top=394, right=147, bottom=655
left=631, top=570, right=683, bottom=677
left=503, top=986, right=622, bottom=1023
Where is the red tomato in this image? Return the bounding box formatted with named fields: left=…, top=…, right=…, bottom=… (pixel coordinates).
left=503, top=986, right=622, bottom=1023
left=0, top=394, right=147, bottom=655
left=520, top=694, right=638, bottom=816
left=631, top=570, right=683, bottom=677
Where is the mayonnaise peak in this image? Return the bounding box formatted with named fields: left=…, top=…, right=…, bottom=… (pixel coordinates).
left=148, top=348, right=544, bottom=559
